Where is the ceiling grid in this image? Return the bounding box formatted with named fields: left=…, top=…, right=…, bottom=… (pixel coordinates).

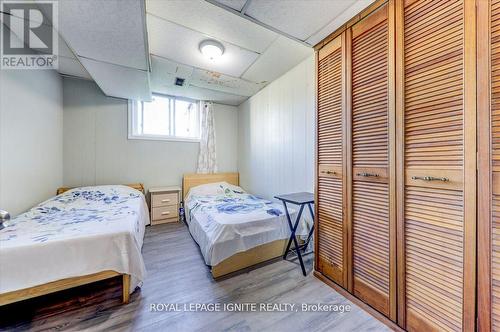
left=44, top=0, right=375, bottom=105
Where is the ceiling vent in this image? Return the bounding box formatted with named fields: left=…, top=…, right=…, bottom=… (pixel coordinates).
left=175, top=77, right=185, bottom=86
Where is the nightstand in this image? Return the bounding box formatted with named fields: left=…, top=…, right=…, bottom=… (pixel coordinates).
left=149, top=186, right=181, bottom=225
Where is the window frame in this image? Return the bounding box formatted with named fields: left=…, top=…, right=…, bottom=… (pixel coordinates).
left=128, top=93, right=201, bottom=143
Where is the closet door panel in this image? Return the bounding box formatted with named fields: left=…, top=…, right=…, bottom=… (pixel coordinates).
left=492, top=177, right=500, bottom=331
left=316, top=36, right=346, bottom=287
left=402, top=0, right=475, bottom=330
left=478, top=0, right=500, bottom=330
left=351, top=3, right=393, bottom=317
left=486, top=1, right=500, bottom=330
left=493, top=1, right=500, bottom=327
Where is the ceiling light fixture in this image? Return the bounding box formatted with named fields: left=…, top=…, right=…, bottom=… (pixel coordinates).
left=199, top=39, right=224, bottom=60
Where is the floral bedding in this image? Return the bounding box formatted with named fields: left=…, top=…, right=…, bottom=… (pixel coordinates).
left=187, top=188, right=285, bottom=222
left=185, top=183, right=308, bottom=266
left=0, top=185, right=149, bottom=294
left=1, top=186, right=145, bottom=245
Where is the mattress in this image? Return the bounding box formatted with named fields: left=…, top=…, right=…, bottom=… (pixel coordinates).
left=0, top=185, right=149, bottom=294
left=185, top=182, right=311, bottom=266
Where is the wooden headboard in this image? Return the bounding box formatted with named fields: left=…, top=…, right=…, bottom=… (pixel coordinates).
left=183, top=173, right=239, bottom=199
left=57, top=183, right=145, bottom=195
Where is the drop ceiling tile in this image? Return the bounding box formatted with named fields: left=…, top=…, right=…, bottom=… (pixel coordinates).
left=146, top=0, right=276, bottom=53
left=151, top=55, right=247, bottom=105
left=79, top=57, right=151, bottom=101
left=151, top=55, right=194, bottom=79
left=151, top=55, right=261, bottom=97
left=245, top=0, right=355, bottom=41
left=152, top=82, right=247, bottom=106
left=148, top=14, right=259, bottom=78
left=58, top=36, right=76, bottom=59
left=58, top=0, right=148, bottom=70
left=59, top=56, right=92, bottom=80
left=150, top=55, right=194, bottom=89
left=191, top=68, right=265, bottom=96
left=242, top=35, right=313, bottom=83
left=212, top=0, right=247, bottom=11
left=306, top=0, right=376, bottom=46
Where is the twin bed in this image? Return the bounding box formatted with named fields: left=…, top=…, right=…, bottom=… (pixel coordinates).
left=0, top=173, right=305, bottom=306
left=183, top=173, right=304, bottom=278
left=0, top=184, right=149, bottom=305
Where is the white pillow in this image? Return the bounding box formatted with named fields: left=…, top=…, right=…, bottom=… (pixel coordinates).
left=188, top=182, right=244, bottom=197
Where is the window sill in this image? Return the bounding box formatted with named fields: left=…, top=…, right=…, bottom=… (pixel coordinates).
left=128, top=134, right=201, bottom=143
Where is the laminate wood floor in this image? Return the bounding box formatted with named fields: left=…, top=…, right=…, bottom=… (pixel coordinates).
left=0, top=223, right=389, bottom=332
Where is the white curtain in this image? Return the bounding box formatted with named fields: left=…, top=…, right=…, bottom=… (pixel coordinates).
left=197, top=101, right=217, bottom=174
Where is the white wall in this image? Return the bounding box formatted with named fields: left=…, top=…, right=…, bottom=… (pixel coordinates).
left=238, top=55, right=315, bottom=200
left=0, top=70, right=63, bottom=216
left=63, top=78, right=238, bottom=191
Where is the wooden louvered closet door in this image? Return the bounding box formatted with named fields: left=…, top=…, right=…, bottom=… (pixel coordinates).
left=350, top=3, right=396, bottom=319
left=316, top=35, right=347, bottom=287
left=399, top=0, right=476, bottom=331
left=478, top=0, right=500, bottom=331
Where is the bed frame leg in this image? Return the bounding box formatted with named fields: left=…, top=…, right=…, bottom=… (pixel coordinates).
left=122, top=274, right=130, bottom=304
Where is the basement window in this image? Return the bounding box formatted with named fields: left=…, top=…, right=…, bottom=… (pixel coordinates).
left=128, top=94, right=201, bottom=142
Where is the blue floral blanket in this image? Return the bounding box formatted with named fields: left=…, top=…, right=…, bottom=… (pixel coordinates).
left=185, top=183, right=307, bottom=266
left=0, top=185, right=149, bottom=294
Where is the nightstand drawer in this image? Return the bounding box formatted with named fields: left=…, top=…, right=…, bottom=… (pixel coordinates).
left=152, top=205, right=178, bottom=221
left=152, top=193, right=178, bottom=207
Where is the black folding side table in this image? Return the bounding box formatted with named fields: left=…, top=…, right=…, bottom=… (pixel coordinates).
left=274, top=192, right=314, bottom=276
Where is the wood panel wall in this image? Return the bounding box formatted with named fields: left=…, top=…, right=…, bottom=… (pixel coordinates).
left=315, top=0, right=478, bottom=330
